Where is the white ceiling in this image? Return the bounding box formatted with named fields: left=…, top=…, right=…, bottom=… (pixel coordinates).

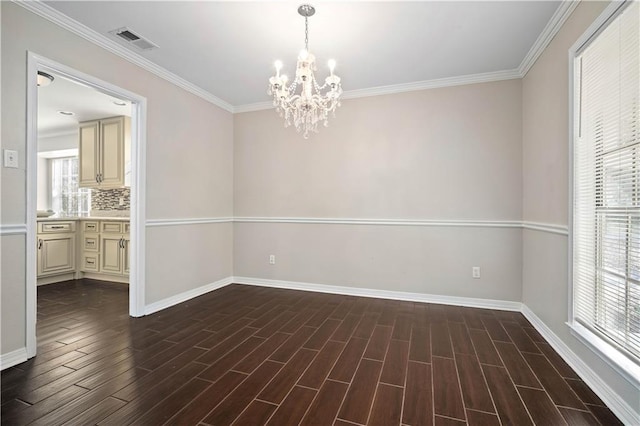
left=38, top=73, right=131, bottom=136
left=43, top=1, right=561, bottom=108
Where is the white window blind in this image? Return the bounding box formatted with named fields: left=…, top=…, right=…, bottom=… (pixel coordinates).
left=51, top=157, right=91, bottom=216
left=573, top=1, right=640, bottom=363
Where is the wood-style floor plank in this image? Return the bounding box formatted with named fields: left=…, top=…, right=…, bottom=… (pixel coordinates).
left=369, top=383, right=403, bottom=426
left=521, top=352, right=586, bottom=410
left=380, top=340, right=409, bottom=386
left=231, top=400, right=277, bottom=426
left=300, top=380, right=348, bottom=426
left=337, top=359, right=383, bottom=424
left=363, top=325, right=392, bottom=361
left=202, top=360, right=282, bottom=425
left=328, top=337, right=369, bottom=382
left=482, top=365, right=533, bottom=426
left=258, top=348, right=317, bottom=404
left=469, top=329, right=502, bottom=366
left=0, top=279, right=623, bottom=426
left=432, top=356, right=466, bottom=421
left=454, top=353, right=495, bottom=413
left=297, top=340, right=345, bottom=389
left=403, top=361, right=433, bottom=426
left=493, top=341, right=542, bottom=388
left=517, top=386, right=567, bottom=426
left=266, top=385, right=317, bottom=426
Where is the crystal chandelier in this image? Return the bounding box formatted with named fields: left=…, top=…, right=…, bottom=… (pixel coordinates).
left=268, top=4, right=342, bottom=139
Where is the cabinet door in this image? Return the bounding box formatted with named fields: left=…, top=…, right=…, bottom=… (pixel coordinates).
left=100, top=117, right=125, bottom=187
left=79, top=121, right=100, bottom=187
left=38, top=235, right=75, bottom=276
left=100, top=235, right=123, bottom=274
left=122, top=236, right=130, bottom=275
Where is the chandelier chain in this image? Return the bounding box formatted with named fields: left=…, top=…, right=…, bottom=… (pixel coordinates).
left=304, top=16, right=309, bottom=50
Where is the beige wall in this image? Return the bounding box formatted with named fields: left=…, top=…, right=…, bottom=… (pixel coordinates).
left=146, top=223, right=233, bottom=303
left=234, top=80, right=523, bottom=301
left=1, top=235, right=27, bottom=355
left=235, top=81, right=522, bottom=219
left=235, top=223, right=522, bottom=301
left=0, top=2, right=234, bottom=354
left=522, top=0, right=638, bottom=414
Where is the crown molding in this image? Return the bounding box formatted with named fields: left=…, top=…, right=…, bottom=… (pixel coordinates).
left=518, top=0, right=580, bottom=76
left=17, top=0, right=575, bottom=114
left=343, top=69, right=523, bottom=101
left=233, top=68, right=522, bottom=113
left=13, top=0, right=234, bottom=113
left=233, top=101, right=275, bottom=114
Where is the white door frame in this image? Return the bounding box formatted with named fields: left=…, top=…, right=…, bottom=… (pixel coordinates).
left=26, top=52, right=147, bottom=357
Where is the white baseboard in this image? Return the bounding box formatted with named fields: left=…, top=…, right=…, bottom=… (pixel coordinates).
left=521, top=305, right=638, bottom=425
left=144, top=276, right=234, bottom=315
left=233, top=276, right=522, bottom=311
left=0, top=347, right=28, bottom=370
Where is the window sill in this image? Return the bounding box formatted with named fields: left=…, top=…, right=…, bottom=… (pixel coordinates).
left=568, top=321, right=640, bottom=389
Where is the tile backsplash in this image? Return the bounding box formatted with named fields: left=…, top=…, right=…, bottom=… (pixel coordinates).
left=91, top=188, right=130, bottom=211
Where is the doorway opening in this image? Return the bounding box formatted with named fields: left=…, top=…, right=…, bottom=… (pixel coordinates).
left=26, top=53, right=147, bottom=358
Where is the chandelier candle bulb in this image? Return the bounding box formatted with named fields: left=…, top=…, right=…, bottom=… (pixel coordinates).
left=328, top=59, right=336, bottom=75
left=267, top=4, right=343, bottom=138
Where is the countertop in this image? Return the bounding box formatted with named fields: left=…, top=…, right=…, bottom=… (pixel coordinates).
left=37, top=216, right=130, bottom=222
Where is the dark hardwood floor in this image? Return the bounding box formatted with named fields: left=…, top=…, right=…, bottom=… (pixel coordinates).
left=1, top=279, right=622, bottom=425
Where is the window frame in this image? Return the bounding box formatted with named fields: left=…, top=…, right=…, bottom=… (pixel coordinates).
left=568, top=0, right=640, bottom=388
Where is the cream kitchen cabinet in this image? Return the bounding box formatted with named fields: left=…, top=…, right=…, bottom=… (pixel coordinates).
left=100, top=234, right=128, bottom=275
left=37, top=221, right=76, bottom=277
left=80, top=221, right=100, bottom=273
left=79, top=116, right=130, bottom=188
left=98, top=221, right=129, bottom=277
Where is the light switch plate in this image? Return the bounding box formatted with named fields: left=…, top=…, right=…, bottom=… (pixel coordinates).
left=4, top=150, right=18, bottom=168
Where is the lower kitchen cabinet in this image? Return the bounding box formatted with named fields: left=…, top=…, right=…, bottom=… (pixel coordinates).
left=37, top=234, right=76, bottom=276
left=38, top=218, right=129, bottom=285
left=100, top=234, right=129, bottom=275
left=37, top=221, right=76, bottom=279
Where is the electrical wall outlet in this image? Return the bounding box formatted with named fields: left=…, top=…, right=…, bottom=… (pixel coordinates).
left=3, top=150, right=18, bottom=168
left=269, top=255, right=276, bottom=265
left=472, top=266, right=481, bottom=279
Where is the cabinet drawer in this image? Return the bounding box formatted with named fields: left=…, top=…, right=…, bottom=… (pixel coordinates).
left=83, top=221, right=99, bottom=233
left=101, top=222, right=123, bottom=233
left=123, top=223, right=130, bottom=234
left=81, top=253, right=99, bottom=272
left=83, top=235, right=99, bottom=251
left=38, top=221, right=75, bottom=233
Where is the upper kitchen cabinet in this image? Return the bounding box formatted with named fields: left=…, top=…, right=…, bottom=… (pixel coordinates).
left=79, top=116, right=130, bottom=188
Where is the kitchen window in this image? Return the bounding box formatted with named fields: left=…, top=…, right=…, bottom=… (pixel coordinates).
left=51, top=157, right=91, bottom=216
left=572, top=0, right=639, bottom=380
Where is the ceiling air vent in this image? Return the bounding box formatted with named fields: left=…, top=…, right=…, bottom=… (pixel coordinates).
left=109, top=27, right=158, bottom=51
